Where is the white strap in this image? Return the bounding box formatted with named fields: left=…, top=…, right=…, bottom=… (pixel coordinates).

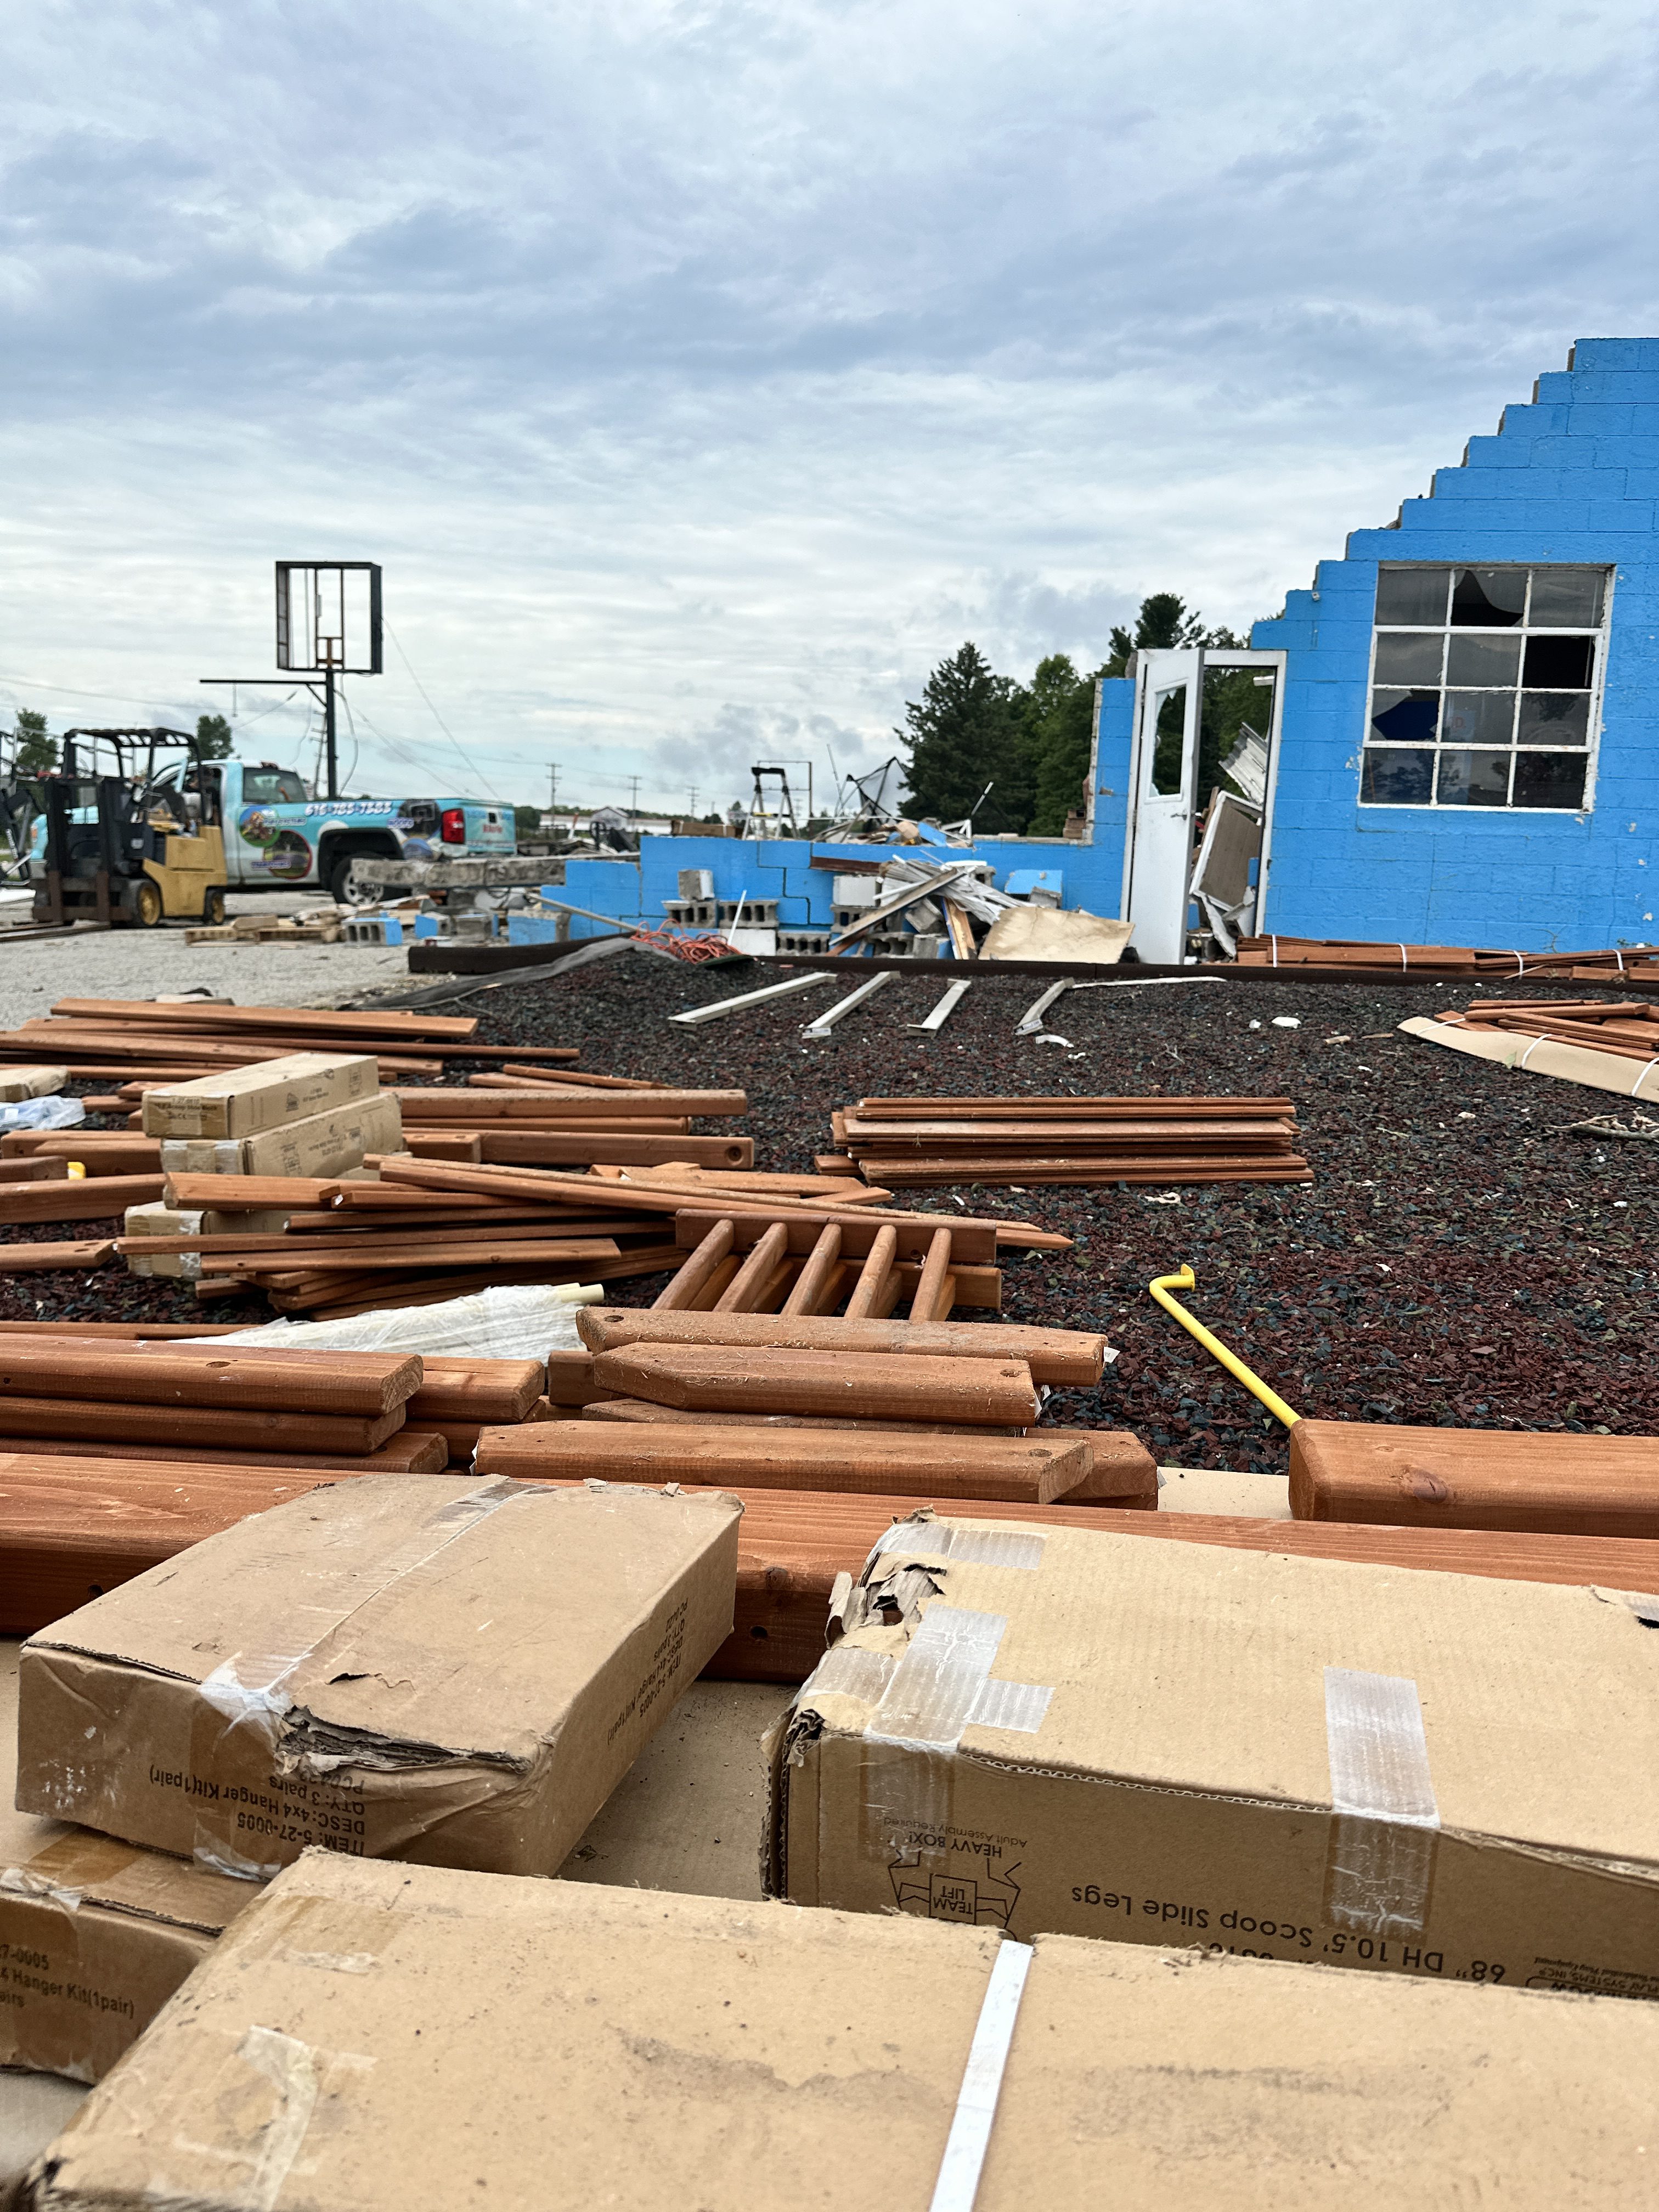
left=1630, top=1058, right=1659, bottom=1098
left=1518, top=1035, right=1547, bottom=1069
left=928, top=1942, right=1034, bottom=2212
left=1271, top=935, right=1279, bottom=967
left=1513, top=951, right=1526, bottom=975
left=1398, top=943, right=1407, bottom=969
left=1616, top=950, right=1627, bottom=973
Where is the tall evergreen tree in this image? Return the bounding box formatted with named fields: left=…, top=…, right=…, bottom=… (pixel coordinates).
left=898, top=642, right=1034, bottom=830
left=1019, top=653, right=1103, bottom=836
left=12, top=708, right=55, bottom=775
left=195, top=712, right=235, bottom=760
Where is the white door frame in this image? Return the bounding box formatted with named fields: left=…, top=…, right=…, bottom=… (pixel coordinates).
left=1121, top=647, right=1287, bottom=959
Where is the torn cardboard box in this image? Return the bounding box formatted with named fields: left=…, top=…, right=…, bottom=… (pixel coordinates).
left=157, top=1092, right=402, bottom=1179
left=767, top=1515, right=1659, bottom=1997
left=16, top=1472, right=740, bottom=1880
left=26, top=1853, right=1659, bottom=2210
left=140, top=1053, right=380, bottom=1141
left=0, top=1644, right=255, bottom=2083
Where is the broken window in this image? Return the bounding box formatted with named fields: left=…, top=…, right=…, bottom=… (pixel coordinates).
left=1361, top=564, right=1608, bottom=813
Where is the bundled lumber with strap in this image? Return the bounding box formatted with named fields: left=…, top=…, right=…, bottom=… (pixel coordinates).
left=1289, top=1419, right=1659, bottom=1538
left=1441, top=998, right=1659, bottom=1064
left=574, top=1307, right=1108, bottom=1385
left=832, top=1095, right=1312, bottom=1188
left=1237, top=934, right=1659, bottom=979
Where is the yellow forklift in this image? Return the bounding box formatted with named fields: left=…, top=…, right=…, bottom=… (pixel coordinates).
left=3, top=727, right=229, bottom=929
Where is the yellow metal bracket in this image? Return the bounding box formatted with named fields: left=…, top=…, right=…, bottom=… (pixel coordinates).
left=1147, top=1265, right=1301, bottom=1430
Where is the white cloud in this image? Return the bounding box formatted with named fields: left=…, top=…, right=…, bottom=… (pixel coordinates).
left=2, top=0, right=1656, bottom=809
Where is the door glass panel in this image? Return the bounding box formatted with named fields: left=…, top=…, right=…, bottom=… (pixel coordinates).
left=1451, top=569, right=1526, bottom=627
left=1512, top=753, right=1587, bottom=808
left=1516, top=692, right=1590, bottom=747
left=1445, top=634, right=1521, bottom=686
left=1150, top=686, right=1187, bottom=795
left=1527, top=568, right=1605, bottom=628
left=1521, top=634, right=1594, bottom=688
left=1361, top=749, right=1434, bottom=803
left=1436, top=751, right=1511, bottom=806
left=1441, top=691, right=1516, bottom=747
left=1374, top=567, right=1451, bottom=625
left=1373, top=633, right=1444, bottom=685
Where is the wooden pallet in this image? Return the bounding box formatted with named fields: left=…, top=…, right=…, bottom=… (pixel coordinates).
left=650, top=1211, right=994, bottom=1322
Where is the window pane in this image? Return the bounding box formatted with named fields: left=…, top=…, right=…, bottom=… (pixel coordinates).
left=1375, top=567, right=1451, bottom=624
left=1150, top=685, right=1187, bottom=795
left=1436, top=750, right=1512, bottom=806
left=1451, top=568, right=1527, bottom=627
left=1445, top=634, right=1521, bottom=686
left=1369, top=689, right=1440, bottom=743
left=1373, top=632, right=1444, bottom=684
left=1517, top=692, right=1590, bottom=747
left=1441, top=690, right=1515, bottom=746
left=1527, top=568, right=1605, bottom=628
left=1522, top=634, right=1594, bottom=688
left=1361, top=748, right=1434, bottom=803
left=1513, top=753, right=1588, bottom=809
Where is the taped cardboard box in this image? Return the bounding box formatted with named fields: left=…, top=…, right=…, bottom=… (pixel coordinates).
left=157, top=1092, right=402, bottom=1180
left=767, top=1515, right=1659, bottom=1997
left=16, top=1472, right=740, bottom=1880
left=140, top=1053, right=380, bottom=1141
left=0, top=1644, right=255, bottom=2083
left=26, top=1854, right=1659, bottom=2211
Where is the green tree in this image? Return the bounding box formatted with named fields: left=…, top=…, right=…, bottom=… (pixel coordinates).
left=13, top=708, right=55, bottom=775
left=195, top=712, right=235, bottom=761
left=1018, top=653, right=1105, bottom=837
left=899, top=642, right=1034, bottom=831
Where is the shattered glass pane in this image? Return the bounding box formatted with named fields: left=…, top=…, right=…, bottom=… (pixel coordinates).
left=1527, top=568, right=1606, bottom=628
left=1373, top=633, right=1444, bottom=685
left=1522, top=634, right=1594, bottom=689
left=1445, top=634, right=1522, bottom=687
left=1517, top=692, right=1590, bottom=747
left=1512, top=753, right=1588, bottom=809
left=1361, top=748, right=1434, bottom=803
left=1451, top=568, right=1526, bottom=627
left=1368, top=690, right=1440, bottom=744
left=1374, top=568, right=1451, bottom=625
left=1440, top=690, right=1516, bottom=747
left=1436, top=750, right=1511, bottom=806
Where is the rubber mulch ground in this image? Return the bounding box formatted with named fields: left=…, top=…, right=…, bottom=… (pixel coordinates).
left=5, top=951, right=1654, bottom=1473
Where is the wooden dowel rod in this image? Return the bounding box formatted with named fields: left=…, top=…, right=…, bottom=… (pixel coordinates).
left=652, top=1220, right=735, bottom=1311
left=843, top=1225, right=898, bottom=1319
left=780, top=1224, right=842, bottom=1317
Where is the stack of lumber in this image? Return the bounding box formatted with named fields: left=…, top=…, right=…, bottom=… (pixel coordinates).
left=1439, top=998, right=1659, bottom=1064
left=1289, top=1420, right=1659, bottom=1539
left=0, top=996, right=584, bottom=1082
left=119, top=1159, right=1066, bottom=1319
left=381, top=1085, right=754, bottom=1170
left=831, top=1094, right=1312, bottom=1187
left=1237, top=934, right=1659, bottom=980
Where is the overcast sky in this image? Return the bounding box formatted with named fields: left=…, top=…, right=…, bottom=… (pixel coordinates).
left=3, top=1, right=1656, bottom=812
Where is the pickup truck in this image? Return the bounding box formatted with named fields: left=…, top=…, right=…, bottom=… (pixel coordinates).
left=155, top=758, right=515, bottom=905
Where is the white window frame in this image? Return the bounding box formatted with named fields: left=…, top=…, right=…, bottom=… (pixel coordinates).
left=1357, top=562, right=1611, bottom=816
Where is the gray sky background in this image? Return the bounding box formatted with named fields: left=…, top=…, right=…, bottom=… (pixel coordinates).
left=3, top=1, right=1656, bottom=812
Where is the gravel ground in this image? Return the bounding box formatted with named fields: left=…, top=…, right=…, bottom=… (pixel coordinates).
left=6, top=950, right=1654, bottom=1473
left=0, top=891, right=406, bottom=1028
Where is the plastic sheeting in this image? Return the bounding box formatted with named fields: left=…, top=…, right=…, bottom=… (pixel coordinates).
left=0, top=1096, right=85, bottom=1131
left=193, top=1282, right=604, bottom=1359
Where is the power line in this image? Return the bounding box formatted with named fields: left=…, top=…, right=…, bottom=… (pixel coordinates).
left=382, top=619, right=504, bottom=804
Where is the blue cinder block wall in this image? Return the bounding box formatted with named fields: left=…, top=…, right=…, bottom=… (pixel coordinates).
left=512, top=677, right=1140, bottom=941
left=1252, top=338, right=1659, bottom=950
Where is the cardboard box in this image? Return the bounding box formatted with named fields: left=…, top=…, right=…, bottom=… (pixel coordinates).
left=0, top=1067, right=69, bottom=1103
left=156, top=1092, right=402, bottom=1179
left=27, top=1855, right=1659, bottom=2210
left=0, top=1643, right=255, bottom=2083
left=141, top=1053, right=380, bottom=1141
left=17, top=1472, right=741, bottom=1880
left=767, top=1517, right=1659, bottom=1997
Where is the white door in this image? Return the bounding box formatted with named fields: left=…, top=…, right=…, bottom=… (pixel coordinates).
left=1122, top=647, right=1203, bottom=964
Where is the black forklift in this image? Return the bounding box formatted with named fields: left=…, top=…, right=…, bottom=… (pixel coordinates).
left=0, top=727, right=229, bottom=930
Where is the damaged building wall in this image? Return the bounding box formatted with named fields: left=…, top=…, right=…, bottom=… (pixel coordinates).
left=1252, top=337, right=1659, bottom=952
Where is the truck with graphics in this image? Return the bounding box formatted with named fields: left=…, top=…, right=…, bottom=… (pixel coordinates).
left=160, top=758, right=515, bottom=905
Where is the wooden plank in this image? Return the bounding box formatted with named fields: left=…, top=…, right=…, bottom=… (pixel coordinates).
left=389, top=1088, right=746, bottom=1120
left=575, top=1307, right=1107, bottom=1385
left=841, top=1224, right=898, bottom=1320
left=712, top=1222, right=791, bottom=1313
left=0, top=1158, right=71, bottom=1183
left=0, top=1175, right=166, bottom=1224
left=0, top=1240, right=117, bottom=1270
left=477, top=1132, right=755, bottom=1169
left=857, top=1158, right=1314, bottom=1186
left=475, top=1423, right=1087, bottom=1503
left=0, top=1431, right=449, bottom=1471
left=49, top=997, right=480, bottom=1041
left=780, top=1224, right=842, bottom=1317
left=1290, top=1420, right=1659, bottom=1538
left=673, top=1209, right=999, bottom=1265
left=0, top=1339, right=422, bottom=1415
left=590, top=1344, right=1040, bottom=1427
left=202, top=1237, right=623, bottom=1277
left=0, top=1398, right=405, bottom=1453
left=855, top=1095, right=1296, bottom=1118
left=652, top=1221, right=736, bottom=1312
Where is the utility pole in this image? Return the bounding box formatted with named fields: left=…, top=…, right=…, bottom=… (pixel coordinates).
left=322, top=660, right=339, bottom=799
left=687, top=784, right=698, bottom=817
left=627, top=774, right=641, bottom=816
left=548, top=762, right=560, bottom=816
